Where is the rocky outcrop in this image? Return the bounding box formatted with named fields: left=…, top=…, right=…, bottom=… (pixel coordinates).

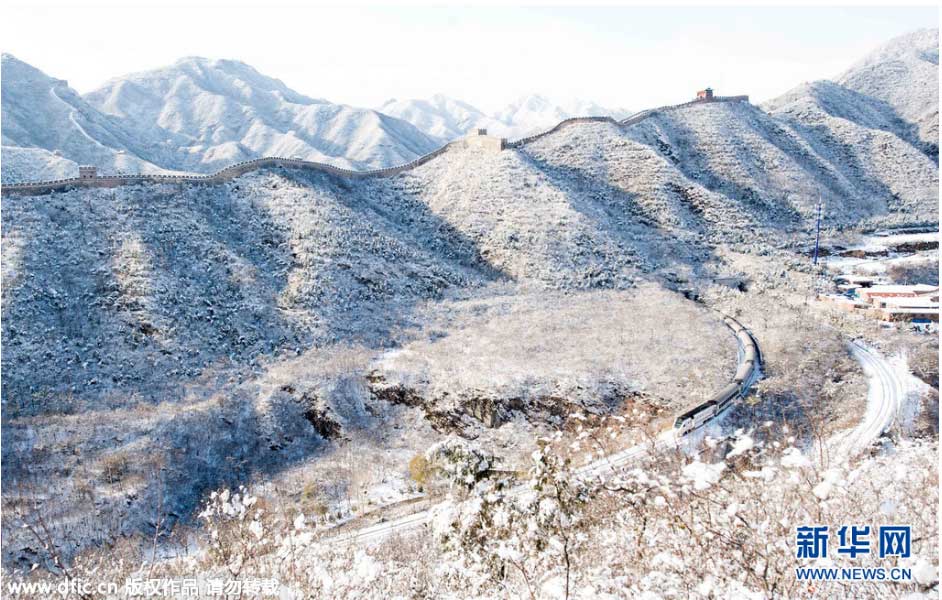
left=366, top=371, right=640, bottom=432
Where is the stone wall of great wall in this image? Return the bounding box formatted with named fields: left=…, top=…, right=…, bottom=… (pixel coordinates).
left=1, top=95, right=749, bottom=197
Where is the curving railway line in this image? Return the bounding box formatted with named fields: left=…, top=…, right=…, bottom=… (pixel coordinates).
left=326, top=312, right=762, bottom=547
left=829, top=341, right=906, bottom=458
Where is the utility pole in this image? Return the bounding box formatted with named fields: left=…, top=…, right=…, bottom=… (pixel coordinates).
left=812, top=199, right=822, bottom=266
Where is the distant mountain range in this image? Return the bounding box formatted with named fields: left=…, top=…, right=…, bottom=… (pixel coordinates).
left=378, top=94, right=632, bottom=143
left=83, top=57, right=441, bottom=173
left=1, top=55, right=441, bottom=180
left=0, top=56, right=633, bottom=182
left=1, top=28, right=938, bottom=183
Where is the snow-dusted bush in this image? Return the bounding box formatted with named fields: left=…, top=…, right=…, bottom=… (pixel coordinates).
left=197, top=486, right=272, bottom=569
left=4, top=436, right=936, bottom=599
left=425, top=436, right=499, bottom=490
left=430, top=446, right=590, bottom=598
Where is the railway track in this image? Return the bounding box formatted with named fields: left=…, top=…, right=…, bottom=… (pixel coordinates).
left=829, top=341, right=906, bottom=458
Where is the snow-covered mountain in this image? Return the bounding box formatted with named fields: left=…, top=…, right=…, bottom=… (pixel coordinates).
left=493, top=94, right=632, bottom=137
left=2, top=28, right=938, bottom=571
left=84, top=57, right=440, bottom=172
left=1, top=146, right=79, bottom=182
left=379, top=93, right=632, bottom=142
left=837, top=28, right=938, bottom=154
left=764, top=28, right=939, bottom=159
left=378, top=94, right=503, bottom=143
left=1, top=53, right=165, bottom=180
left=1, top=55, right=441, bottom=181
left=2, top=27, right=936, bottom=187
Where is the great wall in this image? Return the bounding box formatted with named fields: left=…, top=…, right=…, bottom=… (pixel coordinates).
left=1, top=93, right=749, bottom=197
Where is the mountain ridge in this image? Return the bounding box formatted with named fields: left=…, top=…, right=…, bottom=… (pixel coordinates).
left=1, top=55, right=441, bottom=181
left=379, top=92, right=632, bottom=142
left=2, top=28, right=938, bottom=191
left=764, top=28, right=939, bottom=159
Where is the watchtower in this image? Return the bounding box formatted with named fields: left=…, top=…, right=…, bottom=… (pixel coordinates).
left=696, top=88, right=714, bottom=101
left=465, top=128, right=506, bottom=152
left=79, top=166, right=97, bottom=179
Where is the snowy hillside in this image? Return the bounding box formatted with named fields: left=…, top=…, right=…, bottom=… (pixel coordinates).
left=84, top=57, right=440, bottom=172
left=379, top=93, right=631, bottom=142
left=6, top=103, right=928, bottom=409
left=7, top=116, right=848, bottom=414
left=766, top=28, right=939, bottom=159
left=838, top=28, right=939, bottom=155
left=0, top=168, right=495, bottom=408
left=1, top=145, right=78, bottom=181
left=625, top=100, right=937, bottom=222
left=1, top=54, right=165, bottom=180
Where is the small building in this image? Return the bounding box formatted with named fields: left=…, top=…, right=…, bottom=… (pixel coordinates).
left=465, top=128, right=506, bottom=152
left=818, top=294, right=867, bottom=312
left=79, top=166, right=97, bottom=179
left=696, top=88, right=714, bottom=101
left=840, top=284, right=941, bottom=322
left=873, top=295, right=938, bottom=310
left=857, top=284, right=939, bottom=305
left=836, top=283, right=861, bottom=294
left=819, top=281, right=940, bottom=323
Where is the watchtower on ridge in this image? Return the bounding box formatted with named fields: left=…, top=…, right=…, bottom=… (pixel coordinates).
left=696, top=87, right=714, bottom=101
left=465, top=128, right=506, bottom=152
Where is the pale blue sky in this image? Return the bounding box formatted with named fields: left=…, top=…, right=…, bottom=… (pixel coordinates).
left=2, top=4, right=938, bottom=112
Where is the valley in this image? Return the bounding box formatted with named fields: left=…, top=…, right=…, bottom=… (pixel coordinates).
left=0, top=24, right=938, bottom=600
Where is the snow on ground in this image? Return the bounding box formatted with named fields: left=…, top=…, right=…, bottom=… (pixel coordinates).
left=824, top=230, right=939, bottom=275
left=828, top=341, right=931, bottom=462
left=373, top=285, right=736, bottom=416
left=826, top=251, right=938, bottom=275
left=888, top=350, right=933, bottom=436
left=867, top=231, right=941, bottom=245
left=1, top=146, right=78, bottom=182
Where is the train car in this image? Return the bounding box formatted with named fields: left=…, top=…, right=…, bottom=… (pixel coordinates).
left=672, top=315, right=759, bottom=435
left=734, top=360, right=754, bottom=383
left=713, top=382, right=741, bottom=411
left=673, top=401, right=712, bottom=434
left=673, top=382, right=741, bottom=435
left=692, top=402, right=717, bottom=428
left=742, top=343, right=757, bottom=364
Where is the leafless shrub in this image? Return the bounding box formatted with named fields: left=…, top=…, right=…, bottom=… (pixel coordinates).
left=99, top=453, right=130, bottom=484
